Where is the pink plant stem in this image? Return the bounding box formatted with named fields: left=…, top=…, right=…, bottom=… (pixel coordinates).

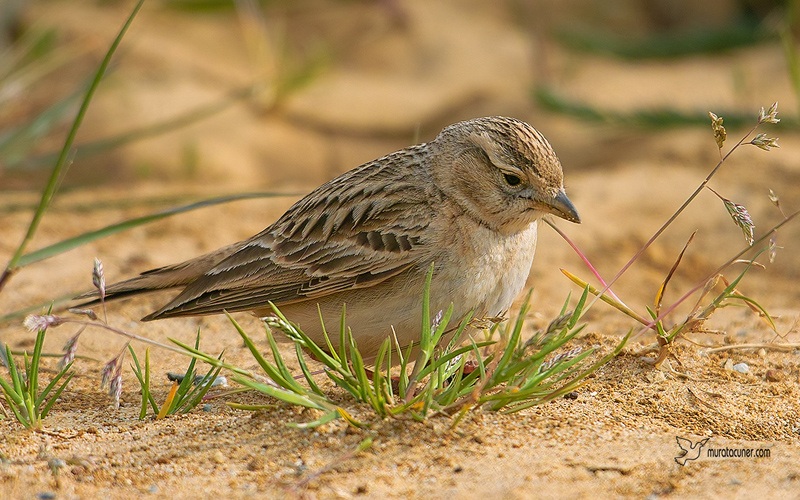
left=55, top=319, right=188, bottom=356
left=544, top=219, right=625, bottom=305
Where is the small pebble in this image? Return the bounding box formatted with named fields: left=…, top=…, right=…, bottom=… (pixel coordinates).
left=765, top=369, right=784, bottom=382
left=47, top=458, right=66, bottom=473
left=732, top=363, right=749, bottom=374
left=247, top=457, right=265, bottom=471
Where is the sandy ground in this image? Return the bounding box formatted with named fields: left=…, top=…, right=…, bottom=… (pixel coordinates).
left=1, top=1, right=799, bottom=498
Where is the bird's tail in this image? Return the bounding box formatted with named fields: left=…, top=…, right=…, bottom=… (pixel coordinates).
left=75, top=241, right=244, bottom=305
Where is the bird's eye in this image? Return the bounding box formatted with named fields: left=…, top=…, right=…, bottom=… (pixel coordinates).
left=503, top=173, right=522, bottom=186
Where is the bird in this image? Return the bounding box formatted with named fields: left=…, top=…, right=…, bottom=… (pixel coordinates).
left=87, top=116, right=580, bottom=362
left=675, top=437, right=709, bottom=466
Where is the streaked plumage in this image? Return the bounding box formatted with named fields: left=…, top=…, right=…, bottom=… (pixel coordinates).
left=89, top=117, right=580, bottom=361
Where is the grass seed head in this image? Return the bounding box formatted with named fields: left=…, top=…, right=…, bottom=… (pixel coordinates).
left=758, top=102, right=780, bottom=124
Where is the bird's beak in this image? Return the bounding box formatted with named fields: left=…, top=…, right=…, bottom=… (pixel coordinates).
left=545, top=190, right=581, bottom=223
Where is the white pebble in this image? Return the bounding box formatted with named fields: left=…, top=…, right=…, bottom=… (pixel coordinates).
left=732, top=363, right=749, bottom=374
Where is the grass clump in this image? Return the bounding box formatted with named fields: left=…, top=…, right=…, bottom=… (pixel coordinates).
left=0, top=318, right=74, bottom=429
left=129, top=331, right=224, bottom=420
left=171, top=266, right=625, bottom=428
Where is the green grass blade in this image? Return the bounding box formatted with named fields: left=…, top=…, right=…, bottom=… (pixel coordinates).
left=373, top=338, right=393, bottom=406
left=0, top=92, right=81, bottom=168
left=129, top=346, right=157, bottom=418
left=317, top=304, right=341, bottom=365
left=168, top=339, right=220, bottom=365
left=166, top=330, right=203, bottom=414
left=22, top=385, right=36, bottom=427
left=405, top=264, right=437, bottom=399
left=727, top=293, right=777, bottom=331
left=225, top=313, right=296, bottom=390
left=17, top=192, right=291, bottom=268
left=35, top=359, right=73, bottom=409
left=29, top=329, right=47, bottom=404
left=347, top=332, right=375, bottom=406
left=421, top=263, right=433, bottom=349
left=645, top=306, right=668, bottom=338
left=0, top=365, right=25, bottom=407
left=567, top=287, right=589, bottom=329
left=231, top=376, right=328, bottom=411
left=0, top=378, right=30, bottom=427
left=2, top=0, right=145, bottom=278
left=178, top=364, right=223, bottom=414
left=38, top=371, right=75, bottom=419
left=6, top=347, right=24, bottom=402
left=294, top=344, right=325, bottom=397
left=287, top=410, right=339, bottom=429
left=338, top=305, right=349, bottom=372
left=396, top=337, right=412, bottom=400
left=266, top=330, right=307, bottom=394
left=496, top=291, right=532, bottom=370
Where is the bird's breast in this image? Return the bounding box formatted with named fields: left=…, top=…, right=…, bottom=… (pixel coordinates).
left=434, top=220, right=539, bottom=319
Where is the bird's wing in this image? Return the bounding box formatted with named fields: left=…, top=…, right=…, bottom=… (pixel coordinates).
left=675, top=437, right=691, bottom=452
left=145, top=149, right=441, bottom=320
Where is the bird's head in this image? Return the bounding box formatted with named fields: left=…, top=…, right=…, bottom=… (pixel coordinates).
left=430, top=116, right=580, bottom=234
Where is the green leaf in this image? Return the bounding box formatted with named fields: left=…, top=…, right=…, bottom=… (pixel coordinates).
left=232, top=376, right=328, bottom=411
left=17, top=192, right=291, bottom=268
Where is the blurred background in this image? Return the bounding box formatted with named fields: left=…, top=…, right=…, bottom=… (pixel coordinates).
left=1, top=0, right=799, bottom=326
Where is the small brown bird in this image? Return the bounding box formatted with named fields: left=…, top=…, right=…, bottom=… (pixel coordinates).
left=92, top=117, right=580, bottom=361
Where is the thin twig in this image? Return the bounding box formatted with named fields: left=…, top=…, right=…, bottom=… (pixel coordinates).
left=600, top=123, right=759, bottom=295
left=687, top=387, right=724, bottom=415
left=43, top=318, right=189, bottom=357
left=703, top=343, right=800, bottom=354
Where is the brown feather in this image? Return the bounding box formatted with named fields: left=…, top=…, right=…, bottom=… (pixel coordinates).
left=138, top=146, right=441, bottom=320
